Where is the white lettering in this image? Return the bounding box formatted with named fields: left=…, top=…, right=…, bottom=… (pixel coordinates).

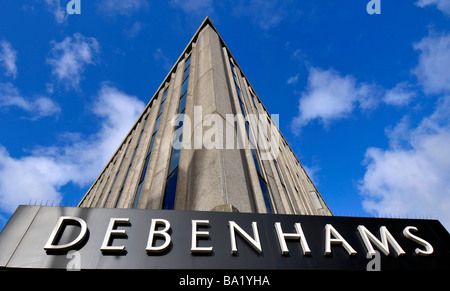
left=100, top=218, right=130, bottom=253
left=274, top=222, right=311, bottom=255
left=44, top=216, right=88, bottom=251
left=357, top=225, right=405, bottom=256
left=191, top=220, right=213, bottom=253
left=403, top=226, right=434, bottom=256
left=146, top=218, right=172, bottom=253
left=228, top=221, right=262, bottom=254
left=324, top=224, right=357, bottom=255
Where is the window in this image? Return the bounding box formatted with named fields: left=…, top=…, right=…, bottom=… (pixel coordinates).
left=162, top=55, right=191, bottom=210
left=230, top=59, right=273, bottom=213
left=132, top=89, right=168, bottom=208
left=103, top=138, right=132, bottom=207
left=114, top=117, right=148, bottom=207
left=309, top=191, right=323, bottom=210
left=163, top=168, right=178, bottom=209
left=259, top=176, right=272, bottom=213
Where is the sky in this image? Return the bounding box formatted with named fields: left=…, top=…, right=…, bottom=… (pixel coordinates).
left=0, top=0, right=449, bottom=231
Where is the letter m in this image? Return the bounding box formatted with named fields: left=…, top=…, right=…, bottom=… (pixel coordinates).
left=357, top=225, right=405, bottom=256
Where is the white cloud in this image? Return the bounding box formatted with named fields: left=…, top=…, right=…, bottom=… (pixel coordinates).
left=47, top=33, right=100, bottom=89
left=0, top=83, right=60, bottom=119
left=170, top=0, right=214, bottom=16
left=413, top=32, right=450, bottom=95
left=0, top=40, right=18, bottom=78
left=416, top=0, right=450, bottom=15
left=286, top=74, right=299, bottom=85
left=232, top=0, right=295, bottom=30
left=359, top=96, right=450, bottom=230
left=383, top=82, right=417, bottom=106
left=43, top=0, right=67, bottom=24
left=98, top=0, right=148, bottom=17
left=291, top=67, right=376, bottom=131
left=0, top=84, right=145, bottom=213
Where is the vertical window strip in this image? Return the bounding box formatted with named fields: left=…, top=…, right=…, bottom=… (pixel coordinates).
left=230, top=59, right=273, bottom=213
left=114, top=117, right=148, bottom=207
left=132, top=89, right=167, bottom=208
left=103, top=138, right=132, bottom=207
left=162, top=55, right=190, bottom=210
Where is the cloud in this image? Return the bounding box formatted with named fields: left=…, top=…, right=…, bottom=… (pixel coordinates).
left=383, top=82, right=417, bottom=106
left=0, top=84, right=145, bottom=213
left=98, top=0, right=149, bottom=17
left=47, top=33, right=100, bottom=89
left=286, top=74, right=299, bottom=85
left=232, top=0, right=295, bottom=30
left=169, top=0, right=214, bottom=16
left=0, top=40, right=18, bottom=78
left=0, top=83, right=60, bottom=119
left=416, top=0, right=450, bottom=15
left=43, top=0, right=67, bottom=24
left=291, top=67, right=376, bottom=131
left=413, top=32, right=450, bottom=95
left=359, top=96, right=450, bottom=230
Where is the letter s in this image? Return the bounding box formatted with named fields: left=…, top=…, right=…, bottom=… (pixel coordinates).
left=403, top=226, right=434, bottom=256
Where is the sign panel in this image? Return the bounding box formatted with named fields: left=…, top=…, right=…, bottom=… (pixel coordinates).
left=0, top=205, right=449, bottom=270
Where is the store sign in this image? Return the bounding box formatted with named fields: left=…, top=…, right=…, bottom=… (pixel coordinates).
left=0, top=205, right=449, bottom=270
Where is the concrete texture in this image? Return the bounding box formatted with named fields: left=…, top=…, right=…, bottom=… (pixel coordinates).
left=78, top=17, right=332, bottom=216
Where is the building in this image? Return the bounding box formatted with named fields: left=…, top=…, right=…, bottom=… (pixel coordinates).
left=1, top=17, right=449, bottom=273
left=78, top=17, right=331, bottom=216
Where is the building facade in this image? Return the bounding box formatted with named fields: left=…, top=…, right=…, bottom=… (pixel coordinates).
left=78, top=17, right=331, bottom=216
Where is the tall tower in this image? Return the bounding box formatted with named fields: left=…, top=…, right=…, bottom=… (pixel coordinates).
left=78, top=17, right=332, bottom=216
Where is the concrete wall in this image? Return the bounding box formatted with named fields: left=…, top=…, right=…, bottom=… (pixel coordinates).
left=78, top=20, right=332, bottom=216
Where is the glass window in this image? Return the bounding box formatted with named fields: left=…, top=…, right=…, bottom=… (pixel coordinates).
left=309, top=191, right=323, bottom=210
left=163, top=168, right=178, bottom=210
left=133, top=182, right=144, bottom=208
left=185, top=55, right=191, bottom=70
left=179, top=93, right=187, bottom=114
left=251, top=148, right=261, bottom=175
left=168, top=146, right=181, bottom=175
left=259, top=176, right=272, bottom=213
left=181, top=76, right=189, bottom=96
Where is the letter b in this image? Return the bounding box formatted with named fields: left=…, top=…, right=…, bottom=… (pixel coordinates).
left=366, top=0, right=381, bottom=15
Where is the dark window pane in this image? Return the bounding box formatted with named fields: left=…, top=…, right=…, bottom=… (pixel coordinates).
left=251, top=148, right=261, bottom=175
left=149, top=132, right=156, bottom=153
left=258, top=176, right=272, bottom=213
left=181, top=76, right=189, bottom=95
left=179, top=93, right=187, bottom=114
left=163, top=168, right=178, bottom=210
left=158, top=98, right=166, bottom=116
left=168, top=147, right=181, bottom=175
left=133, top=182, right=144, bottom=208
left=239, top=100, right=246, bottom=116
left=185, top=56, right=191, bottom=70
left=153, top=115, right=161, bottom=134
left=183, top=67, right=190, bottom=81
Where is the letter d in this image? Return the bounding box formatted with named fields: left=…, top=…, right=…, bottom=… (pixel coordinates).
left=44, top=216, right=88, bottom=252
left=67, top=0, right=81, bottom=15
left=366, top=0, right=381, bottom=15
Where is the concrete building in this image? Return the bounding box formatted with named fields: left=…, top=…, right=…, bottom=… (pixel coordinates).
left=78, top=17, right=332, bottom=216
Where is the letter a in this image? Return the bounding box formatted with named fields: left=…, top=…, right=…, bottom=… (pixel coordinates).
left=366, top=0, right=381, bottom=15
left=67, top=0, right=81, bottom=15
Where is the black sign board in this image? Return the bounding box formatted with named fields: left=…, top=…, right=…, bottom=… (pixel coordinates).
left=0, top=205, right=449, bottom=271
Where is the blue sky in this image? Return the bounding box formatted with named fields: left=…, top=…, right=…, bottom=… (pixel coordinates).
left=0, top=0, right=449, bottom=231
